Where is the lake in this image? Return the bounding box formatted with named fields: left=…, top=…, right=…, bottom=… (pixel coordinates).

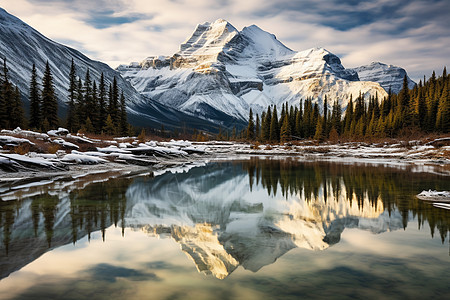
left=0, top=158, right=449, bottom=299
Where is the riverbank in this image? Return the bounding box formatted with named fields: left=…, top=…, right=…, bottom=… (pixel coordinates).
left=1, top=128, right=450, bottom=185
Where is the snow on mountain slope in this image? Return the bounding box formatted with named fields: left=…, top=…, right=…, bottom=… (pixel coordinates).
left=350, top=62, right=416, bottom=94
left=0, top=8, right=230, bottom=131
left=119, top=19, right=396, bottom=121
left=179, top=19, right=240, bottom=65
left=0, top=8, right=140, bottom=109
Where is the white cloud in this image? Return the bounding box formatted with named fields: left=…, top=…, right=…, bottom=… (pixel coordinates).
left=1, top=0, right=448, bottom=81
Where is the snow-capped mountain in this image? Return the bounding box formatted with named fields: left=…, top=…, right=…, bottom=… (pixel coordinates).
left=0, top=8, right=139, bottom=109
left=350, top=62, right=416, bottom=94
left=118, top=19, right=413, bottom=122
left=0, top=8, right=224, bottom=131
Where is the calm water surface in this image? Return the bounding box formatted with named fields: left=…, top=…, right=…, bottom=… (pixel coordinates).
left=0, top=158, right=449, bottom=299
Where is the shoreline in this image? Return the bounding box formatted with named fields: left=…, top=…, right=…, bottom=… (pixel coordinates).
left=1, top=145, right=449, bottom=185
left=1, top=130, right=450, bottom=187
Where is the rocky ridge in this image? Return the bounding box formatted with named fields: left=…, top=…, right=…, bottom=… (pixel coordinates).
left=118, top=19, right=413, bottom=123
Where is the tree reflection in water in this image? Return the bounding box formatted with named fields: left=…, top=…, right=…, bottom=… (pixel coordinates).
left=0, top=158, right=449, bottom=280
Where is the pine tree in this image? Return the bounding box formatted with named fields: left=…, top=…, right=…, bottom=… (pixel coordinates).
left=76, top=78, right=84, bottom=129
left=83, top=69, right=95, bottom=125
left=263, top=106, right=272, bottom=141
left=314, top=116, right=325, bottom=141
left=397, top=74, right=411, bottom=126
left=280, top=115, right=291, bottom=143
left=269, top=105, right=279, bottom=142
left=11, top=86, right=25, bottom=128
left=109, top=77, right=119, bottom=127
left=302, top=99, right=312, bottom=137
left=103, top=114, right=116, bottom=135
left=28, top=63, right=41, bottom=129
left=255, top=114, right=260, bottom=141
left=67, top=59, right=78, bottom=132
left=344, top=96, right=354, bottom=136
left=92, top=81, right=99, bottom=131
left=295, top=106, right=302, bottom=138
left=246, top=108, right=255, bottom=140
left=331, top=100, right=341, bottom=134
left=0, top=58, right=11, bottom=128
left=289, top=105, right=296, bottom=134
left=436, top=79, right=449, bottom=132
left=417, top=81, right=427, bottom=129
left=98, top=73, right=107, bottom=131
left=41, top=61, right=58, bottom=129
left=119, top=91, right=128, bottom=136
left=83, top=117, right=95, bottom=133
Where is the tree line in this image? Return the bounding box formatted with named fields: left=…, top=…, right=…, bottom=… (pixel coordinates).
left=0, top=58, right=129, bottom=135
left=240, top=158, right=450, bottom=242
left=0, top=58, right=25, bottom=129
left=246, top=69, right=450, bottom=142
left=65, top=59, right=129, bottom=135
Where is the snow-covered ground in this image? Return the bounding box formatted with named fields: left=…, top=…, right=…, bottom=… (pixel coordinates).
left=1, top=127, right=449, bottom=183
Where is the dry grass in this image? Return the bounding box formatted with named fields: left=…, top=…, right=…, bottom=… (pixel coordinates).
left=13, top=143, right=31, bottom=155
left=47, top=144, right=60, bottom=154
left=250, top=141, right=261, bottom=149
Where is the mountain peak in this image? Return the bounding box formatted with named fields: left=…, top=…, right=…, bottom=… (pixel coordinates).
left=350, top=62, right=416, bottom=93
left=178, top=19, right=239, bottom=61
left=240, top=24, right=294, bottom=59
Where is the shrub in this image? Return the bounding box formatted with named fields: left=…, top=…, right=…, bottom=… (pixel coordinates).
left=14, top=143, right=31, bottom=155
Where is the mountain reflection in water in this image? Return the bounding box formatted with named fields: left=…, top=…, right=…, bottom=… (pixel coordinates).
left=1, top=158, right=449, bottom=280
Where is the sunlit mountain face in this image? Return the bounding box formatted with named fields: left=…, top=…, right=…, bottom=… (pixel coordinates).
left=1, top=158, right=449, bottom=283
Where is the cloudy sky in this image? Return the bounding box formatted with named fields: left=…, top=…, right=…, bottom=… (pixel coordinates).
left=1, top=0, right=449, bottom=81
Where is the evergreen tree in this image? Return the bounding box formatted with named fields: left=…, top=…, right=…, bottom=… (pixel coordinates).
left=91, top=81, right=100, bottom=132
left=263, top=106, right=272, bottom=141
left=11, top=86, right=25, bottom=128
left=269, top=105, right=279, bottom=142
left=280, top=115, right=291, bottom=143
left=344, top=96, right=353, bottom=136
left=295, top=106, right=302, bottom=138
left=0, top=58, right=11, bottom=128
left=83, top=69, right=95, bottom=125
left=255, top=114, right=260, bottom=140
left=246, top=108, right=255, bottom=140
left=289, top=105, right=296, bottom=134
left=109, top=77, right=120, bottom=127
left=417, top=81, right=427, bottom=129
left=397, top=74, right=412, bottom=126
left=67, top=59, right=78, bottom=132
left=29, top=63, right=41, bottom=129
left=102, top=114, right=116, bottom=135
left=41, top=61, right=58, bottom=129
left=76, top=78, right=84, bottom=129
left=314, top=116, right=325, bottom=141
left=83, top=117, right=95, bottom=133
left=331, top=100, right=342, bottom=134
left=119, top=91, right=128, bottom=136
left=381, top=89, right=392, bottom=117
left=98, top=73, right=107, bottom=131
left=436, top=79, right=449, bottom=132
